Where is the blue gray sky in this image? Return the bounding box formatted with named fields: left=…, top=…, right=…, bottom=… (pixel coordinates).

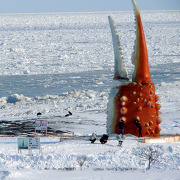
left=0, top=0, right=180, bottom=14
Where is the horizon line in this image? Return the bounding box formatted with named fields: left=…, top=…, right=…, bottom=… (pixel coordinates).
left=0, top=9, right=179, bottom=16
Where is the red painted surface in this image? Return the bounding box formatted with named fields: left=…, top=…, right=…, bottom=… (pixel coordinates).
left=114, top=82, right=161, bottom=137
left=134, top=13, right=151, bottom=84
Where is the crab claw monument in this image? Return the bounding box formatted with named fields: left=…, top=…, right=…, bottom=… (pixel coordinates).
left=107, top=0, right=162, bottom=137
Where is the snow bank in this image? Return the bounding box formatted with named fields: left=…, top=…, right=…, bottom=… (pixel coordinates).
left=0, top=89, right=108, bottom=122
left=0, top=137, right=179, bottom=180
left=6, top=94, right=32, bottom=104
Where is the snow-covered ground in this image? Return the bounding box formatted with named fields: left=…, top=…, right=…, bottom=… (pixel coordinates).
left=0, top=137, right=180, bottom=180
left=0, top=10, right=179, bottom=179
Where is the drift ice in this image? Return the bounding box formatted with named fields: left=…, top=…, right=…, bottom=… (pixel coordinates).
left=107, top=0, right=162, bottom=137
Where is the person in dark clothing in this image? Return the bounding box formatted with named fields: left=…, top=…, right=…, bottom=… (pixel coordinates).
left=116, top=118, right=127, bottom=138
left=100, top=134, right=109, bottom=144
left=134, top=120, right=142, bottom=137
left=37, top=112, right=42, bottom=116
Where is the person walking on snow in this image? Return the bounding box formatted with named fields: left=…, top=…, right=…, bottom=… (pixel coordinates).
left=116, top=118, right=127, bottom=138
left=134, top=120, right=142, bottom=137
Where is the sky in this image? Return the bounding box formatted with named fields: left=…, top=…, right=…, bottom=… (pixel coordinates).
left=0, top=0, right=180, bottom=14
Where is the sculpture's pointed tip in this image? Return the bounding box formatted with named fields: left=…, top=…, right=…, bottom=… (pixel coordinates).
left=108, top=16, right=129, bottom=81
left=131, top=0, right=139, bottom=14
left=132, top=0, right=151, bottom=84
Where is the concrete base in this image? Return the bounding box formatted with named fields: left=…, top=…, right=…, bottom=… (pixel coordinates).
left=140, top=135, right=180, bottom=143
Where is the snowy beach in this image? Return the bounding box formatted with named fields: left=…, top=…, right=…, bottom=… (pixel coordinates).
left=0, top=10, right=179, bottom=179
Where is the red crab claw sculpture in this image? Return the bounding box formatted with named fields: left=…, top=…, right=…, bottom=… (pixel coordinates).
left=107, top=0, right=162, bottom=137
